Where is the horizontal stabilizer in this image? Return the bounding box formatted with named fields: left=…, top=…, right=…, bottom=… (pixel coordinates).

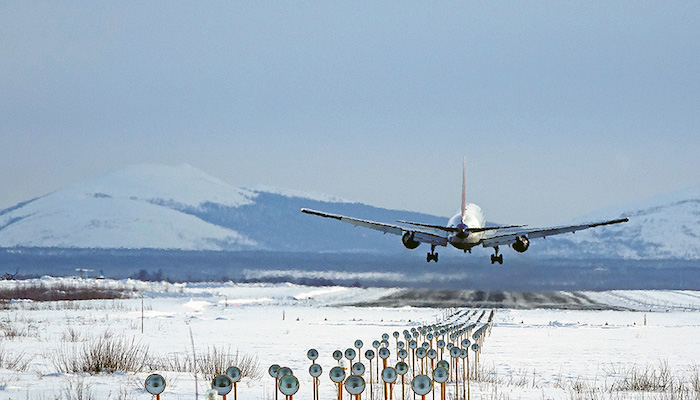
left=397, top=220, right=525, bottom=233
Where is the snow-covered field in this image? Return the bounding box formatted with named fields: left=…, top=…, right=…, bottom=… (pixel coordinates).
left=1, top=278, right=699, bottom=399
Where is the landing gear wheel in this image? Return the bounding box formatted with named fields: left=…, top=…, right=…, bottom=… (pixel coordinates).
left=490, top=247, right=503, bottom=265
left=426, top=245, right=439, bottom=263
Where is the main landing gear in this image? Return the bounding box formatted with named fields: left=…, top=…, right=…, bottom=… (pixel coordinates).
left=426, top=245, right=439, bottom=263
left=490, top=246, right=504, bottom=265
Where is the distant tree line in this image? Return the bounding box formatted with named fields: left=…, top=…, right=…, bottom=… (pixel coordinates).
left=130, top=269, right=169, bottom=282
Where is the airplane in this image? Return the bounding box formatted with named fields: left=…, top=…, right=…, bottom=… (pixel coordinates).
left=301, top=160, right=629, bottom=264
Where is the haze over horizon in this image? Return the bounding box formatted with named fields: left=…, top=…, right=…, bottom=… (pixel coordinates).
left=2, top=2, right=699, bottom=225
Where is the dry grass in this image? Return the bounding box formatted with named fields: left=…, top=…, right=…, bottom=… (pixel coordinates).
left=608, top=361, right=679, bottom=392
left=0, top=282, right=132, bottom=302
left=469, top=361, right=700, bottom=399
left=0, top=342, right=33, bottom=371
left=152, top=345, right=262, bottom=381
left=58, top=376, right=95, bottom=400
left=47, top=332, right=261, bottom=383
left=62, top=327, right=82, bottom=343
left=48, top=332, right=149, bottom=374
left=563, top=362, right=700, bottom=399
left=1, top=321, right=27, bottom=340
left=475, top=363, right=541, bottom=388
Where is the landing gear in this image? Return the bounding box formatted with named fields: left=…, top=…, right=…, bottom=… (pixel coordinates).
left=426, top=245, right=439, bottom=263
left=490, top=246, right=503, bottom=265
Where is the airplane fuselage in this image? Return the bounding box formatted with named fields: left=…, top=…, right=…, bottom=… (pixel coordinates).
left=446, top=203, right=485, bottom=250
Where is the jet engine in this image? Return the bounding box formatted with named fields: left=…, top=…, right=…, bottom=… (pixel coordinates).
left=402, top=232, right=420, bottom=249
left=512, top=235, right=530, bottom=253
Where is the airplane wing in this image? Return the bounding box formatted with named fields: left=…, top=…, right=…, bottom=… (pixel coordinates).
left=479, top=217, right=629, bottom=248
left=301, top=208, right=449, bottom=246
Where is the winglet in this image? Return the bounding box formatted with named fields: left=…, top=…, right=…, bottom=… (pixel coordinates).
left=461, top=157, right=467, bottom=219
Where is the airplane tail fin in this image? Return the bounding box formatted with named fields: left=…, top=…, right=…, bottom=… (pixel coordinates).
left=461, top=157, right=467, bottom=219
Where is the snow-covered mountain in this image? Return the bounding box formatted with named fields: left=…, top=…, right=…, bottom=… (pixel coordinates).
left=1, top=164, right=699, bottom=259
left=0, top=164, right=443, bottom=252
left=531, top=185, right=700, bottom=260
left=0, top=165, right=259, bottom=250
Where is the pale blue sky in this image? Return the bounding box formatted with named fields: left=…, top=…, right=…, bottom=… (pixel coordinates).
left=1, top=1, right=699, bottom=225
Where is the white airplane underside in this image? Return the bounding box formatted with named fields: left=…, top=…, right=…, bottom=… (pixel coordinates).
left=301, top=161, right=628, bottom=264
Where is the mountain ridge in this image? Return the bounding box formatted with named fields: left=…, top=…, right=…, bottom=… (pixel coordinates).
left=532, top=184, right=700, bottom=260
left=0, top=164, right=442, bottom=253
left=1, top=164, right=699, bottom=259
